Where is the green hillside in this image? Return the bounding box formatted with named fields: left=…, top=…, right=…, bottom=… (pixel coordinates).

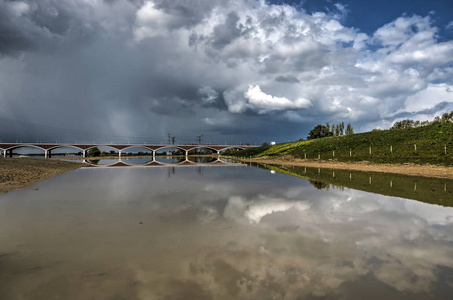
left=232, top=123, right=453, bottom=165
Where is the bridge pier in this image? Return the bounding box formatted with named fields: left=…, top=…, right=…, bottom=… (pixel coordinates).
left=119, top=150, right=122, bottom=158
left=185, top=150, right=189, bottom=157
left=2, top=150, right=5, bottom=158
left=82, top=150, right=86, bottom=158
left=45, top=150, right=52, bottom=158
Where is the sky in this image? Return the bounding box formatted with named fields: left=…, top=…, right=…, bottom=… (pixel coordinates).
left=0, top=0, right=453, bottom=144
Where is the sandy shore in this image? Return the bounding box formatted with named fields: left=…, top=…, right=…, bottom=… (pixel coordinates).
left=238, top=157, right=453, bottom=179
left=0, top=158, right=83, bottom=194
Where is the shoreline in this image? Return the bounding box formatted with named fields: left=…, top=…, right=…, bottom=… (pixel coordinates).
left=237, top=157, right=453, bottom=179
left=0, top=155, right=219, bottom=194
left=2, top=156, right=453, bottom=195
left=0, top=158, right=83, bottom=194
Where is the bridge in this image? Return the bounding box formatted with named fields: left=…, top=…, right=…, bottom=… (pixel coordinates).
left=0, top=143, right=256, bottom=158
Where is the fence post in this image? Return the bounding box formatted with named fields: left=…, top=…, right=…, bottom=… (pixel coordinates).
left=390, top=145, right=393, bottom=154
left=304, top=152, right=306, bottom=159
left=318, top=153, right=320, bottom=160
left=369, top=147, right=372, bottom=155
left=333, top=150, right=335, bottom=158
left=349, top=149, right=351, bottom=157
left=445, top=145, right=447, bottom=155
left=414, top=144, right=417, bottom=154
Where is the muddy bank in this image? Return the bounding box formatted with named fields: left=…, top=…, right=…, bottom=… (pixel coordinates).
left=238, top=157, right=453, bottom=179
left=0, top=158, right=83, bottom=194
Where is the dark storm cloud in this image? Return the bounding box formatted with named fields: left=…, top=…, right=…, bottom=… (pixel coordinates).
left=152, top=0, right=224, bottom=28
left=275, top=75, right=300, bottom=83
left=390, top=101, right=453, bottom=120
left=0, top=1, right=51, bottom=54
left=211, top=12, right=242, bottom=49
left=0, top=0, right=452, bottom=144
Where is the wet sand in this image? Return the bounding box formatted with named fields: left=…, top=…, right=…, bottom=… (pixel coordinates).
left=238, top=156, right=453, bottom=179
left=0, top=158, right=83, bottom=194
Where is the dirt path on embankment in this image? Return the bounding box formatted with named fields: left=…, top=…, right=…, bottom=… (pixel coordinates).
left=0, top=158, right=83, bottom=194
left=238, top=156, right=453, bottom=179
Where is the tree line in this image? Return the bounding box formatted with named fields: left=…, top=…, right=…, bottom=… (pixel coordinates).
left=390, top=111, right=453, bottom=130
left=305, top=110, right=453, bottom=141
left=306, top=122, right=354, bottom=140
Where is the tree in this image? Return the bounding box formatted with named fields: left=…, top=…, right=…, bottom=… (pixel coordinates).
left=345, top=123, right=354, bottom=135
left=340, top=122, right=345, bottom=135
left=441, top=111, right=453, bottom=123
left=390, top=119, right=415, bottom=130
left=87, top=147, right=101, bottom=157
left=307, top=124, right=333, bottom=140
left=335, top=124, right=341, bottom=136
left=309, top=180, right=328, bottom=190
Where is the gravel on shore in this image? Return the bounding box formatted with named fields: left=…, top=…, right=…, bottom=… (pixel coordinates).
left=239, top=156, right=453, bottom=179
left=0, top=158, right=83, bottom=194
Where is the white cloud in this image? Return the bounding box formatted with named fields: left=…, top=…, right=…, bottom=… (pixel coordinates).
left=197, top=85, right=218, bottom=103
left=204, top=117, right=214, bottom=125
left=244, top=85, right=311, bottom=114
left=1, top=0, right=453, bottom=141
left=7, top=1, right=30, bottom=17
left=394, top=83, right=453, bottom=114
left=446, top=21, right=453, bottom=31
left=134, top=1, right=174, bottom=40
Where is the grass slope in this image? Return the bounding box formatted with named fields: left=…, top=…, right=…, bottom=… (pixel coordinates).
left=234, top=123, right=453, bottom=165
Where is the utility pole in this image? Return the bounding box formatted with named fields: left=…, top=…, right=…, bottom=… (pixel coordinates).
left=167, top=133, right=171, bottom=144
left=172, top=136, right=175, bottom=145
left=197, top=135, right=203, bottom=145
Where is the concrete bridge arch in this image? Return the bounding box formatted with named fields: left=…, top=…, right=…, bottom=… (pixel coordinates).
left=1, top=143, right=257, bottom=158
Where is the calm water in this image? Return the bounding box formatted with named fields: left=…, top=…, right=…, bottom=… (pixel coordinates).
left=77, top=156, right=220, bottom=166
left=0, top=164, right=452, bottom=299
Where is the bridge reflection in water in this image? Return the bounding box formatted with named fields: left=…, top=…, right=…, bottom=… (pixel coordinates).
left=80, top=156, right=242, bottom=168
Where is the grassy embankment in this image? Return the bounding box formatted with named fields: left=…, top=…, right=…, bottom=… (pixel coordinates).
left=232, top=123, right=453, bottom=165
left=0, top=158, right=82, bottom=194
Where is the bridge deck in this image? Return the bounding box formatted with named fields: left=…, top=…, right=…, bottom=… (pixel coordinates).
left=0, top=143, right=256, bottom=152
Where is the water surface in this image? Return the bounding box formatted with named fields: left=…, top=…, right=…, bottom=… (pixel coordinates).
left=0, top=165, right=452, bottom=299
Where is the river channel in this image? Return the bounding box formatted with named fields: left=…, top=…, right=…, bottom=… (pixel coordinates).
left=0, top=160, right=452, bottom=299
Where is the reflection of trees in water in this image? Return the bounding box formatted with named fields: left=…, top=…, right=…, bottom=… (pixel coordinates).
left=166, top=166, right=207, bottom=177
left=255, top=163, right=453, bottom=207
left=190, top=156, right=216, bottom=163
left=87, top=159, right=100, bottom=165
left=309, top=180, right=329, bottom=190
